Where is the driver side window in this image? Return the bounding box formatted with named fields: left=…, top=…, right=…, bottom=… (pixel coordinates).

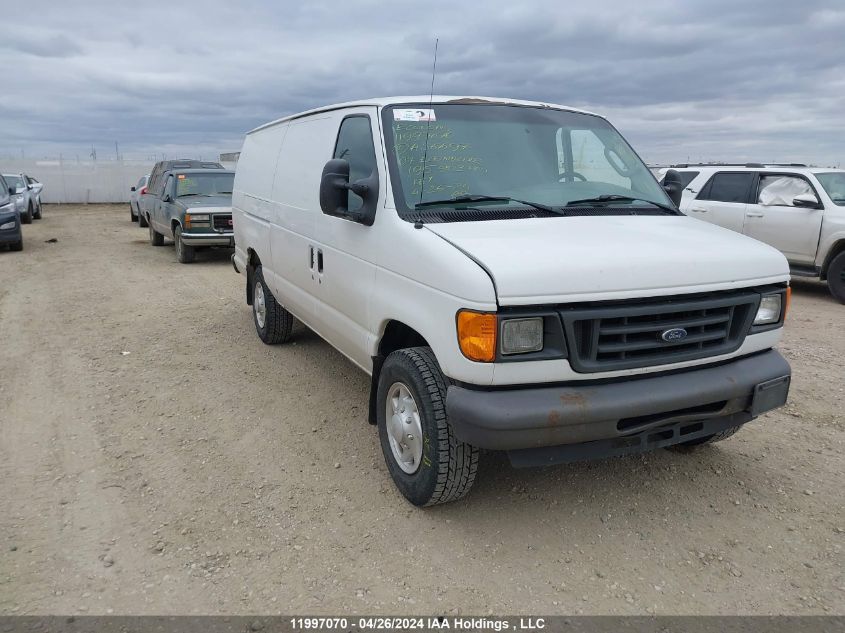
left=334, top=116, right=377, bottom=212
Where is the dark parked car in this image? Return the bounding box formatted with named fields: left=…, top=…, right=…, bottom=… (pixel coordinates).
left=0, top=174, right=23, bottom=251
left=141, top=163, right=234, bottom=263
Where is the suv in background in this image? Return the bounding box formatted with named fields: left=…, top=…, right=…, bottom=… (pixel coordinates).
left=2, top=173, right=41, bottom=223
left=0, top=174, right=23, bottom=251
left=143, top=163, right=235, bottom=263
left=659, top=164, right=845, bottom=303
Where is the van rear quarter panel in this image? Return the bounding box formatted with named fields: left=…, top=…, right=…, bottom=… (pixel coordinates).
left=232, top=125, right=288, bottom=274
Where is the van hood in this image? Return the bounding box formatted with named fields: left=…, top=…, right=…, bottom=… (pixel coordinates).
left=424, top=216, right=789, bottom=305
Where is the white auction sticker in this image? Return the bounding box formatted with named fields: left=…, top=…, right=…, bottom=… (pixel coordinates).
left=393, top=109, right=436, bottom=122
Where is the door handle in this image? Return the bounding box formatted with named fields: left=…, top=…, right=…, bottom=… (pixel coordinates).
left=317, top=250, right=324, bottom=273
left=690, top=206, right=708, bottom=213
left=746, top=212, right=764, bottom=218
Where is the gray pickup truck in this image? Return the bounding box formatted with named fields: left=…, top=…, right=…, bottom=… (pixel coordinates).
left=139, top=160, right=235, bottom=263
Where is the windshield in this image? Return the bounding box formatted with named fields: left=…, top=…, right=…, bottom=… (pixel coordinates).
left=382, top=104, right=671, bottom=217
left=4, top=175, right=24, bottom=190
left=816, top=172, right=845, bottom=206
left=175, top=172, right=234, bottom=197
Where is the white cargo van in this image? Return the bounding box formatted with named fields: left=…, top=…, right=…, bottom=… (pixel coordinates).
left=232, top=96, right=792, bottom=506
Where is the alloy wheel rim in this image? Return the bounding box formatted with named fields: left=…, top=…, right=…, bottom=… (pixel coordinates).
left=254, top=281, right=267, bottom=329
left=385, top=382, right=423, bottom=474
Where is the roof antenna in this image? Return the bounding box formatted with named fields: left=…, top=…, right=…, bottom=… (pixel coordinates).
left=415, top=37, right=438, bottom=229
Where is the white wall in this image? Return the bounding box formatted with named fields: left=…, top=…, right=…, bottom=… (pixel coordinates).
left=0, top=159, right=155, bottom=204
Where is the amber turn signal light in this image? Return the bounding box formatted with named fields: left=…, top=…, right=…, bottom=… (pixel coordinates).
left=457, top=310, right=497, bottom=362
left=784, top=286, right=792, bottom=319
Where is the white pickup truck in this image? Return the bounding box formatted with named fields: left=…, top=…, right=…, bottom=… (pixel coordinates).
left=232, top=97, right=792, bottom=506
left=660, top=164, right=845, bottom=303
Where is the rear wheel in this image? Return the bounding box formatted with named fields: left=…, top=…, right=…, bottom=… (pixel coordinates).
left=252, top=266, right=293, bottom=344
left=34, top=202, right=42, bottom=220
left=149, top=223, right=164, bottom=246
left=130, top=202, right=137, bottom=222
left=174, top=225, right=195, bottom=263
left=21, top=204, right=33, bottom=224
left=138, top=212, right=149, bottom=228
left=827, top=251, right=845, bottom=304
left=377, top=347, right=479, bottom=506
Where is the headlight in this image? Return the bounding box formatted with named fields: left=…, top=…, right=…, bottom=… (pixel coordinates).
left=187, top=214, right=210, bottom=222
left=501, top=317, right=544, bottom=354
left=0, top=220, right=15, bottom=230
left=753, top=294, right=782, bottom=325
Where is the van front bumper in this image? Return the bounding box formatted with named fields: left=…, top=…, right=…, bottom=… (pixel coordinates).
left=445, top=350, right=790, bottom=464
left=180, top=232, right=234, bottom=247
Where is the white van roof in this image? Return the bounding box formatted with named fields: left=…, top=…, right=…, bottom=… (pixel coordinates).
left=247, top=96, right=601, bottom=134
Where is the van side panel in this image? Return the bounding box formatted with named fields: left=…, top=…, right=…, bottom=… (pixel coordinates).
left=266, top=115, right=336, bottom=325
left=232, top=124, right=288, bottom=277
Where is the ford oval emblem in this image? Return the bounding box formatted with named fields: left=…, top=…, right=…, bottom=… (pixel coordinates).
left=661, top=327, right=688, bottom=342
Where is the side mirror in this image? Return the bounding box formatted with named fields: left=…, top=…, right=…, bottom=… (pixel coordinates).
left=8, top=186, right=14, bottom=196
left=162, top=192, right=172, bottom=203
left=319, top=158, right=378, bottom=225
left=793, top=193, right=821, bottom=209
left=662, top=169, right=684, bottom=208
left=130, top=186, right=136, bottom=192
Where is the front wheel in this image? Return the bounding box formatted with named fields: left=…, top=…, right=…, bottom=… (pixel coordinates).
left=149, top=223, right=164, bottom=246
left=377, top=347, right=479, bottom=506
left=34, top=202, right=42, bottom=220
left=9, top=240, right=22, bottom=252
left=138, top=212, right=148, bottom=228
left=827, top=251, right=845, bottom=304
left=21, top=204, right=33, bottom=224
left=174, top=226, right=195, bottom=263
left=252, top=266, right=293, bottom=344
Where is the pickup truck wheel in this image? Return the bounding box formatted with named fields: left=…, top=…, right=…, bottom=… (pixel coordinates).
left=149, top=223, right=164, bottom=246
left=252, top=266, right=293, bottom=344
left=21, top=204, right=33, bottom=224
left=377, top=347, right=479, bottom=506
left=827, top=251, right=845, bottom=304
left=138, top=212, right=149, bottom=228
left=666, top=425, right=742, bottom=451
left=174, top=226, right=195, bottom=263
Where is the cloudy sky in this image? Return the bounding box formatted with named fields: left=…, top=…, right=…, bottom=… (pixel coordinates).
left=2, top=0, right=843, bottom=166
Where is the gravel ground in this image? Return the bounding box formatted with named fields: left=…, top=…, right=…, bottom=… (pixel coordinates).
left=0, top=204, right=842, bottom=615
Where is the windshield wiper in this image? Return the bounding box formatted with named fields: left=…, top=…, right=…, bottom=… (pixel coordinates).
left=415, top=194, right=556, bottom=214
left=564, top=194, right=679, bottom=214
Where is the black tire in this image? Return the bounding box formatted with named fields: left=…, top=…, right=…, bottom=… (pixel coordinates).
left=130, top=202, right=137, bottom=222
left=827, top=251, right=845, bottom=304
left=666, top=425, right=742, bottom=452
left=252, top=266, right=293, bottom=344
left=21, top=204, right=33, bottom=224
left=9, top=240, right=23, bottom=252
left=377, top=347, right=479, bottom=506
left=138, top=212, right=149, bottom=228
left=34, top=202, right=42, bottom=220
left=174, top=225, right=195, bottom=263
left=149, top=222, right=164, bottom=246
